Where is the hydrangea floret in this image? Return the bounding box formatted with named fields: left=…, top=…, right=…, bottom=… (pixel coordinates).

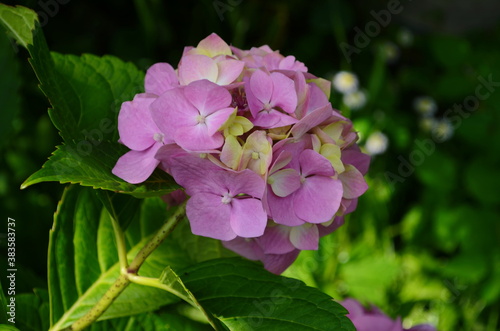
left=112, top=33, right=370, bottom=274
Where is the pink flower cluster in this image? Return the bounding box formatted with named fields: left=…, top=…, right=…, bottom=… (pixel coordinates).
left=112, top=33, right=370, bottom=274
left=341, top=299, right=437, bottom=331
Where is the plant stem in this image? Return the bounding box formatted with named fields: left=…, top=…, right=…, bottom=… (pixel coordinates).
left=67, top=274, right=130, bottom=331
left=127, top=202, right=186, bottom=274
left=110, top=213, right=129, bottom=271
left=65, top=202, right=186, bottom=331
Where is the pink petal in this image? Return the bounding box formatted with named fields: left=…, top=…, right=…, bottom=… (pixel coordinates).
left=257, top=226, right=295, bottom=254
left=341, top=146, right=371, bottom=175
left=266, top=190, right=304, bottom=226
left=166, top=152, right=225, bottom=196
left=230, top=198, right=267, bottom=238
left=187, top=193, right=236, bottom=240
left=269, top=149, right=293, bottom=174
left=174, top=124, right=224, bottom=151
left=196, top=33, right=231, bottom=56
left=150, top=87, right=197, bottom=138
left=294, top=71, right=309, bottom=119
left=293, top=176, right=343, bottom=223
left=178, top=54, right=218, bottom=85
left=216, top=59, right=245, bottom=85
left=262, top=249, right=300, bottom=274
left=222, top=237, right=264, bottom=261
left=353, top=315, right=403, bottom=331
left=251, top=110, right=298, bottom=129
left=318, top=216, right=345, bottom=237
left=225, top=169, right=265, bottom=199
left=268, top=168, right=301, bottom=197
left=344, top=198, right=358, bottom=214
left=339, top=165, right=368, bottom=199
left=118, top=94, right=159, bottom=151
left=299, top=149, right=335, bottom=177
left=291, top=104, right=333, bottom=139
left=272, top=135, right=313, bottom=171
left=341, top=298, right=365, bottom=318
left=205, top=107, right=234, bottom=136
left=248, top=70, right=273, bottom=114
left=184, top=80, right=232, bottom=115
left=112, top=143, right=161, bottom=184
left=145, top=63, right=178, bottom=95
left=306, top=83, right=329, bottom=112
left=290, top=224, right=319, bottom=250
left=270, top=72, right=298, bottom=114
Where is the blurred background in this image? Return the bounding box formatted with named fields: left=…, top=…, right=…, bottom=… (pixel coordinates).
left=1, top=0, right=499, bottom=330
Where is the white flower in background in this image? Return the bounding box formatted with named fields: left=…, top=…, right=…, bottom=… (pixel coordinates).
left=419, top=117, right=436, bottom=132
left=364, top=131, right=388, bottom=156
left=397, top=28, right=414, bottom=47
left=343, top=90, right=367, bottom=110
left=332, top=71, right=359, bottom=94
left=413, top=96, right=437, bottom=117
left=381, top=41, right=400, bottom=63
left=432, top=119, right=454, bottom=141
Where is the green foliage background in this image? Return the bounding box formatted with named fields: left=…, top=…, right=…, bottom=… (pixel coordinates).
left=1, top=0, right=500, bottom=330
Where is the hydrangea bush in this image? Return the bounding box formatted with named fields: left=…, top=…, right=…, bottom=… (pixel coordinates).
left=112, top=33, right=370, bottom=274
left=1, top=5, right=437, bottom=331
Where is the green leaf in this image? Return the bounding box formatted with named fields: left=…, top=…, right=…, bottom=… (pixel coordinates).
left=1, top=5, right=177, bottom=196
left=89, top=311, right=212, bottom=331
left=95, top=190, right=141, bottom=231
left=21, top=142, right=179, bottom=198
left=0, top=4, right=37, bottom=48
left=178, top=258, right=355, bottom=331
left=49, top=185, right=233, bottom=330
left=43, top=52, right=145, bottom=142
left=12, top=289, right=50, bottom=331
left=158, top=267, right=227, bottom=330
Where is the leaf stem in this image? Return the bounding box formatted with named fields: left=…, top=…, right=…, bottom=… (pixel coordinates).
left=127, top=274, right=195, bottom=308
left=66, top=274, right=130, bottom=331
left=127, top=202, right=186, bottom=274
left=110, top=213, right=129, bottom=271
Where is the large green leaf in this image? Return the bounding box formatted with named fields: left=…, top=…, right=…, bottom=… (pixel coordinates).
left=0, top=5, right=178, bottom=196
left=49, top=185, right=233, bottom=330
left=21, top=142, right=178, bottom=198
left=178, top=258, right=355, bottom=331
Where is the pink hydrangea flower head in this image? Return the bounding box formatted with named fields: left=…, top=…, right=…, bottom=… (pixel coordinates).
left=112, top=33, right=370, bottom=274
